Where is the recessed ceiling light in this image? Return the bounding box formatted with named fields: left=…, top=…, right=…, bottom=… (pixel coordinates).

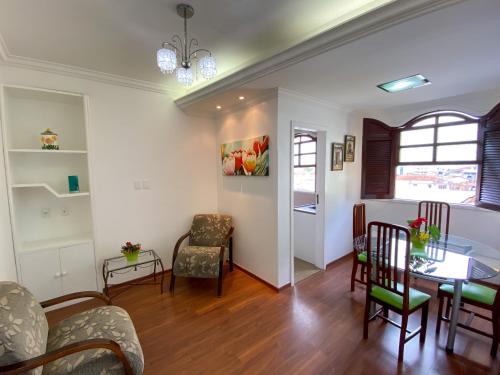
left=238, top=96, right=245, bottom=100
left=377, top=74, right=431, bottom=93
left=216, top=105, right=222, bottom=110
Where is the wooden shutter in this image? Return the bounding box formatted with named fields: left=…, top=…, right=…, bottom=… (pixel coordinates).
left=477, top=103, right=500, bottom=211
left=361, top=118, right=398, bottom=199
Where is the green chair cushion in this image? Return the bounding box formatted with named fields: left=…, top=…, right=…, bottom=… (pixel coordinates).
left=357, top=251, right=367, bottom=263
left=371, top=283, right=431, bottom=310
left=439, top=282, right=497, bottom=306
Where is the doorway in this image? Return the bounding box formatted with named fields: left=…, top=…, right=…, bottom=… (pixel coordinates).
left=290, top=122, right=326, bottom=285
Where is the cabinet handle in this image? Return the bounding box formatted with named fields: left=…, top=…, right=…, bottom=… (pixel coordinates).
left=54, top=272, right=61, bottom=278
left=61, top=271, right=68, bottom=277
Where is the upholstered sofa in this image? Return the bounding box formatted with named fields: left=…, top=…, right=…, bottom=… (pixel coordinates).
left=0, top=281, right=143, bottom=374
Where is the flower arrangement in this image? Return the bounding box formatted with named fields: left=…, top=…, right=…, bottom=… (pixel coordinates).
left=121, top=241, right=141, bottom=263
left=406, top=217, right=440, bottom=250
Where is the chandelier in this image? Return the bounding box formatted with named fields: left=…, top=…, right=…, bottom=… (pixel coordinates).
left=156, top=4, right=216, bottom=86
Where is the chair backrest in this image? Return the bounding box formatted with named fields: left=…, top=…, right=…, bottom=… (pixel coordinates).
left=189, top=214, right=233, bottom=247
left=353, top=203, right=366, bottom=239
left=418, top=200, right=451, bottom=235
left=0, top=281, right=48, bottom=375
left=367, top=222, right=411, bottom=310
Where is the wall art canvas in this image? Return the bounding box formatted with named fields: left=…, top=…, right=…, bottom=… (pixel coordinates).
left=331, top=143, right=344, bottom=171
left=221, top=135, right=269, bottom=176
left=344, top=135, right=355, bottom=162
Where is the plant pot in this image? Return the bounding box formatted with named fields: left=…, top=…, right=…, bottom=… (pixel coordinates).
left=411, top=237, right=428, bottom=250
left=124, top=251, right=139, bottom=263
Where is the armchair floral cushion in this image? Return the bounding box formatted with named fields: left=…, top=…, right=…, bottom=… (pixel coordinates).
left=44, top=306, right=143, bottom=375
left=0, top=281, right=48, bottom=375
left=173, top=246, right=223, bottom=278
left=189, top=214, right=233, bottom=247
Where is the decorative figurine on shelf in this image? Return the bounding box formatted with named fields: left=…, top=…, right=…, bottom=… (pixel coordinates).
left=41, top=128, right=59, bottom=150
left=407, top=217, right=440, bottom=253
left=121, top=242, right=141, bottom=263
left=68, top=175, right=80, bottom=193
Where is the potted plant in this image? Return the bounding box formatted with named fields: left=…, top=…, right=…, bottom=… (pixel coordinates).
left=407, top=217, right=440, bottom=252
left=121, top=241, right=141, bottom=263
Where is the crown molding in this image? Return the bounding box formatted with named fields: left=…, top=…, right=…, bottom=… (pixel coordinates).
left=175, top=0, right=465, bottom=110
left=0, top=33, right=179, bottom=96
left=277, top=87, right=350, bottom=113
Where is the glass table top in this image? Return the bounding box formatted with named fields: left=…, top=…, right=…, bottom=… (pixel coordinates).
left=103, top=249, right=160, bottom=273
left=355, top=234, right=500, bottom=282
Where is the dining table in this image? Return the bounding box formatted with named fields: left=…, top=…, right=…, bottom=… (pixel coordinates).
left=355, top=233, right=500, bottom=353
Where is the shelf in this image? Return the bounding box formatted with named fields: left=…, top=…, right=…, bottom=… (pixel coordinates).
left=9, top=149, right=87, bottom=154
left=11, top=183, right=90, bottom=198
left=20, top=234, right=93, bottom=253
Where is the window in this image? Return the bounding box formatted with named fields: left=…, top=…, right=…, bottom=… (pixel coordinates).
left=361, top=103, right=500, bottom=211
left=294, top=133, right=316, bottom=192
left=396, top=112, right=479, bottom=204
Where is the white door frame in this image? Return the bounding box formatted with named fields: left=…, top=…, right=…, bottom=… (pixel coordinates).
left=290, top=120, right=327, bottom=286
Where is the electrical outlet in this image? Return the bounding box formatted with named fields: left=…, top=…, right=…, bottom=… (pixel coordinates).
left=41, top=208, right=50, bottom=218
left=61, top=207, right=69, bottom=216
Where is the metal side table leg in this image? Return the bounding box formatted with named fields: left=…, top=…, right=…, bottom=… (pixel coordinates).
left=446, top=279, right=463, bottom=353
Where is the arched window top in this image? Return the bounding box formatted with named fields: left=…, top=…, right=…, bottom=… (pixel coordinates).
left=294, top=132, right=316, bottom=142
left=402, top=110, right=479, bottom=129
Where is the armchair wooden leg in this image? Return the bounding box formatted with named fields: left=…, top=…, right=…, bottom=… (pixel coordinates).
left=217, top=261, right=223, bottom=297
left=398, top=314, right=408, bottom=362
left=420, top=302, right=429, bottom=343
left=169, top=274, right=176, bottom=294
left=436, top=294, right=444, bottom=334
left=491, top=310, right=499, bottom=357
left=351, top=259, right=358, bottom=292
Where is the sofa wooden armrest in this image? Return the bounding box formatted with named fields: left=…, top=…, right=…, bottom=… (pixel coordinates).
left=40, top=291, right=111, bottom=308
left=0, top=338, right=133, bottom=375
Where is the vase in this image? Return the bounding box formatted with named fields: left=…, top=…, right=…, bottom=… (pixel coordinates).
left=411, top=236, right=428, bottom=250
left=124, top=251, right=139, bottom=263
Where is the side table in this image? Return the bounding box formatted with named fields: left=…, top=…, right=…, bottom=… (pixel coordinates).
left=102, top=249, right=164, bottom=299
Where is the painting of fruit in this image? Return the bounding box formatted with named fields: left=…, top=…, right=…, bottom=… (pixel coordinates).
left=221, top=135, right=269, bottom=176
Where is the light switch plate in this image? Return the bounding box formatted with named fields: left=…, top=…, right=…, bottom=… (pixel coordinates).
left=142, top=179, right=151, bottom=190
left=134, top=180, right=142, bottom=190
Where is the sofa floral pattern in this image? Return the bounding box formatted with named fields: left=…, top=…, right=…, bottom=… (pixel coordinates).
left=174, top=214, right=233, bottom=278
left=0, top=282, right=144, bottom=375
left=0, top=281, right=48, bottom=375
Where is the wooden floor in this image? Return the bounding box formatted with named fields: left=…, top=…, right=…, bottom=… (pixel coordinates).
left=48, top=257, right=499, bottom=374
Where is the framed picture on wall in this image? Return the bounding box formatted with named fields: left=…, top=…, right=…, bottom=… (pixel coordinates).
left=344, top=135, right=355, bottom=162
left=331, top=143, right=344, bottom=171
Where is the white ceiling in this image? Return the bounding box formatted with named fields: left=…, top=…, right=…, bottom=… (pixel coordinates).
left=0, top=0, right=393, bottom=95
left=242, top=0, right=500, bottom=111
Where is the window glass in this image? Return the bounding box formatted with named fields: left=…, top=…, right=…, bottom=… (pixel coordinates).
left=413, top=117, right=436, bottom=127
left=301, top=141, right=316, bottom=154
left=301, top=154, right=316, bottom=166
left=399, top=146, right=433, bottom=163
left=400, top=128, right=434, bottom=146
left=294, top=144, right=299, bottom=155
left=294, top=155, right=299, bottom=166
left=439, top=115, right=466, bottom=124
left=294, top=167, right=315, bottom=192
left=436, top=144, right=477, bottom=162
left=437, top=123, right=477, bottom=143
left=395, top=165, right=477, bottom=204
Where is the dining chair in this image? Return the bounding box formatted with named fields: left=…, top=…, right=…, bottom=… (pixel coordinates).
left=418, top=200, right=451, bottom=235
left=363, top=221, right=431, bottom=362
left=436, top=279, right=500, bottom=356
left=351, top=203, right=367, bottom=291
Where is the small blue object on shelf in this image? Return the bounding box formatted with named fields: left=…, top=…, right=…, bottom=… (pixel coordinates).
left=68, top=175, right=79, bottom=193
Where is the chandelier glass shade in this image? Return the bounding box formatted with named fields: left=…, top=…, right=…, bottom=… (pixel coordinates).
left=156, top=4, right=216, bottom=86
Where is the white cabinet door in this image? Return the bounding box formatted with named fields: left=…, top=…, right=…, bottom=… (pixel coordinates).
left=59, top=243, right=97, bottom=294
left=19, top=248, right=62, bottom=301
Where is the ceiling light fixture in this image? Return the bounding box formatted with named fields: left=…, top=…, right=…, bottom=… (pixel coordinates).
left=377, top=74, right=431, bottom=93
left=156, top=4, right=216, bottom=86
left=238, top=96, right=245, bottom=100
left=216, top=105, right=222, bottom=110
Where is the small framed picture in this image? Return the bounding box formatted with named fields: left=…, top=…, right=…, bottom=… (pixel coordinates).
left=331, top=143, right=344, bottom=171
left=344, top=135, right=355, bottom=162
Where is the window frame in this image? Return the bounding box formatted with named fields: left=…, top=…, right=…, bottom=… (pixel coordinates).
left=294, top=133, right=317, bottom=192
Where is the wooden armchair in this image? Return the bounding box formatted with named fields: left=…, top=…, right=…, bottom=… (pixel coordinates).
left=0, top=282, right=143, bottom=375
left=170, top=214, right=234, bottom=297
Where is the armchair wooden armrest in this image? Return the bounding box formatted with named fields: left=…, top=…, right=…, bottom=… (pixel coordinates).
left=41, top=291, right=111, bottom=309
left=0, top=338, right=133, bottom=375
left=172, top=231, right=191, bottom=267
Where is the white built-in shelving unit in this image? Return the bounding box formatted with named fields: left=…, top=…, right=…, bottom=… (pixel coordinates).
left=0, top=85, right=97, bottom=301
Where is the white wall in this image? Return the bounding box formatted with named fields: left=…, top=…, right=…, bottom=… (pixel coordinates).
left=362, top=88, right=500, bottom=249
left=216, top=96, right=279, bottom=286
left=0, top=65, right=218, bottom=284
left=277, top=91, right=363, bottom=287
